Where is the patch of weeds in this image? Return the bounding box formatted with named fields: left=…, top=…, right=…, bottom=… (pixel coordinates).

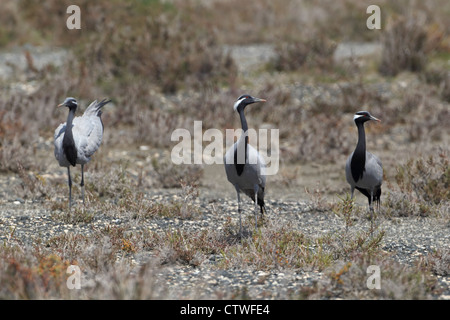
left=152, top=156, right=203, bottom=188
left=305, top=182, right=334, bottom=213
left=218, top=220, right=333, bottom=271
left=50, top=207, right=96, bottom=224
left=333, top=194, right=356, bottom=231
left=45, top=233, right=89, bottom=262
left=85, top=161, right=131, bottom=200
left=156, top=228, right=226, bottom=267
left=379, top=13, right=429, bottom=76
left=306, top=253, right=438, bottom=299
left=0, top=249, right=72, bottom=299
left=331, top=228, right=385, bottom=262
left=129, top=183, right=201, bottom=221
left=423, top=248, right=450, bottom=277
left=14, top=161, right=53, bottom=201
left=328, top=195, right=386, bottom=262
left=387, top=151, right=449, bottom=217
left=270, top=32, right=336, bottom=73
left=121, top=238, right=137, bottom=254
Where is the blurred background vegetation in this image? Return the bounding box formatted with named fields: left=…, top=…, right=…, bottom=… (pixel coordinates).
left=0, top=0, right=448, bottom=200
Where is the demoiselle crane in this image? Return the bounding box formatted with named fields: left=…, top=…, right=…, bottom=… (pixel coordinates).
left=54, top=97, right=111, bottom=209
left=345, top=111, right=383, bottom=217
left=224, top=95, right=267, bottom=236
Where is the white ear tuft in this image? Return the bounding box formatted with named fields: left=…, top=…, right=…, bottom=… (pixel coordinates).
left=233, top=97, right=245, bottom=111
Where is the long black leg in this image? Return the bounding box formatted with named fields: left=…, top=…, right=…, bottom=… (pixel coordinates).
left=67, top=167, right=72, bottom=210
left=234, top=185, right=242, bottom=239
left=80, top=164, right=85, bottom=205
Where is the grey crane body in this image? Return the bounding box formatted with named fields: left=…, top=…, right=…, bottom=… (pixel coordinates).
left=54, top=97, right=111, bottom=208
left=345, top=111, right=383, bottom=212
left=224, top=142, right=266, bottom=210
left=224, top=95, right=266, bottom=236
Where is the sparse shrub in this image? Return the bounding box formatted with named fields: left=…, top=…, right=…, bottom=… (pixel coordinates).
left=424, top=248, right=450, bottom=276
left=0, top=248, right=72, bottom=299
left=295, top=114, right=351, bottom=163
left=379, top=13, right=431, bottom=76
left=218, top=220, right=334, bottom=271
left=14, top=161, right=53, bottom=200
left=156, top=228, right=226, bottom=266
left=395, top=152, right=449, bottom=205
left=272, top=33, right=336, bottom=72
left=332, top=194, right=356, bottom=231
left=382, top=150, right=449, bottom=218
left=304, top=254, right=438, bottom=299
left=384, top=191, right=420, bottom=217
left=439, top=71, right=450, bottom=102
left=151, top=156, right=203, bottom=188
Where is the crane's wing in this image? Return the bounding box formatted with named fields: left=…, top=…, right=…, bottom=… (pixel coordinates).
left=365, top=151, right=383, bottom=186
left=54, top=122, right=67, bottom=165
left=72, top=116, right=102, bottom=161
left=73, top=99, right=110, bottom=161
left=247, top=144, right=266, bottom=188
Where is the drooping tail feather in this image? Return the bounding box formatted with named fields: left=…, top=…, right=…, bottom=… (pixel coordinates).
left=355, top=186, right=381, bottom=208
left=258, top=198, right=265, bottom=215
left=83, top=99, right=111, bottom=117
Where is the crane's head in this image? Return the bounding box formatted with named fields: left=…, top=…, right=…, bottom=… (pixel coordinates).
left=58, top=97, right=78, bottom=110
left=233, top=94, right=266, bottom=112
left=353, top=111, right=380, bottom=123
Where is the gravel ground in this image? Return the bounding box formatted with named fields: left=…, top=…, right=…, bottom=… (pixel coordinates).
left=1, top=173, right=449, bottom=299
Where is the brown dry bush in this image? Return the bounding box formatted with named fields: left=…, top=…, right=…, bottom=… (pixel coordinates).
left=0, top=87, right=65, bottom=172
left=424, top=248, right=450, bottom=277
left=70, top=4, right=237, bottom=95
left=379, top=13, right=441, bottom=76
left=395, top=151, right=449, bottom=205
left=152, top=156, right=203, bottom=188
left=382, top=150, right=450, bottom=218
left=0, top=247, right=73, bottom=299
left=302, top=254, right=438, bottom=299
left=271, top=33, right=337, bottom=73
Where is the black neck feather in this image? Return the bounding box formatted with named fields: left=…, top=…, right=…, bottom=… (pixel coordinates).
left=63, top=108, right=77, bottom=167
left=350, top=121, right=366, bottom=182
left=234, top=107, right=248, bottom=176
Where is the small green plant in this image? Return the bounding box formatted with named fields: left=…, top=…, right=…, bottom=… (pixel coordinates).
left=333, top=194, right=356, bottom=232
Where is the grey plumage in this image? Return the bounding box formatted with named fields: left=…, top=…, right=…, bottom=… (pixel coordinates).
left=54, top=97, right=111, bottom=208
left=224, top=95, right=267, bottom=236
left=345, top=111, right=383, bottom=214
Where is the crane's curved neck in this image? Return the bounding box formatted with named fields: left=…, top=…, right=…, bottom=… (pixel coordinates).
left=356, top=121, right=366, bottom=153
left=238, top=108, right=249, bottom=141
left=67, top=108, right=75, bottom=125
left=234, top=107, right=248, bottom=175
left=63, top=108, right=77, bottom=166
left=64, top=108, right=76, bottom=140
left=351, top=121, right=366, bottom=182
